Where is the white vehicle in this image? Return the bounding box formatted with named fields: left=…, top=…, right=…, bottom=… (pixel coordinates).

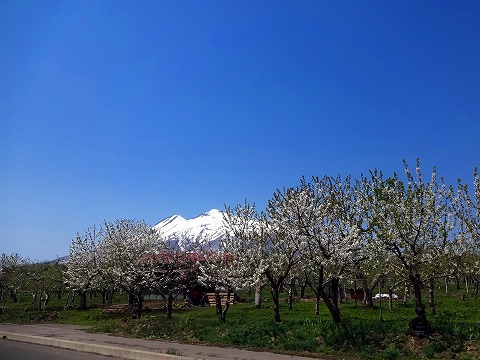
left=374, top=293, right=398, bottom=300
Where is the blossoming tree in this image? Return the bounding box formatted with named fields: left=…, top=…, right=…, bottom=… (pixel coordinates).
left=97, top=219, right=159, bottom=318
left=143, top=241, right=198, bottom=319
left=64, top=227, right=101, bottom=310
left=223, top=201, right=300, bottom=323
left=369, top=160, right=449, bottom=330
left=269, top=175, right=366, bottom=323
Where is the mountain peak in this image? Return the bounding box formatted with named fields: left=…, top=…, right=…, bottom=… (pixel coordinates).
left=154, top=209, right=228, bottom=250
left=200, top=209, right=223, bottom=217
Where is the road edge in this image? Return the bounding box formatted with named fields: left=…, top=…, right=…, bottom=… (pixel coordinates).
left=0, top=331, right=201, bottom=360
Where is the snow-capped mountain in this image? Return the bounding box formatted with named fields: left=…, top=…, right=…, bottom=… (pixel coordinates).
left=154, top=209, right=228, bottom=250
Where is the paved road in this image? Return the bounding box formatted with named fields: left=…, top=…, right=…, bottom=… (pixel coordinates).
left=0, top=323, right=318, bottom=360
left=0, top=339, right=123, bottom=360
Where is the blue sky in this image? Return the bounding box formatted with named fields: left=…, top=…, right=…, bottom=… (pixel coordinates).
left=1, top=1, right=479, bottom=261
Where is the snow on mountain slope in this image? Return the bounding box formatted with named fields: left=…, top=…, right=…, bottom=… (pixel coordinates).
left=154, top=209, right=228, bottom=250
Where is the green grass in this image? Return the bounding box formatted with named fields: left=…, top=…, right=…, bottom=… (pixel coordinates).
left=2, top=290, right=480, bottom=359
left=165, top=348, right=184, bottom=356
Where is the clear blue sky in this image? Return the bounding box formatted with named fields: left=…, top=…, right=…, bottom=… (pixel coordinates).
left=1, top=1, right=479, bottom=261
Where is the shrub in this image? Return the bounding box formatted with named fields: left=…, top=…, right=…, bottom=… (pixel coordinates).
left=375, top=347, right=400, bottom=360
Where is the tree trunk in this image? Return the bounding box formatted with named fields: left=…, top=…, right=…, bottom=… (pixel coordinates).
left=254, top=284, right=264, bottom=308
left=64, top=291, right=73, bottom=309
left=455, top=274, right=461, bottom=290
left=220, top=301, right=230, bottom=322
left=31, top=292, right=36, bottom=310
left=108, top=290, right=114, bottom=305
left=339, top=282, right=345, bottom=304
left=300, top=279, right=307, bottom=299
left=315, top=295, right=321, bottom=316
left=308, top=266, right=341, bottom=322
left=314, top=276, right=321, bottom=316
left=362, top=276, right=382, bottom=308
left=10, top=289, right=18, bottom=303
left=408, top=273, right=431, bottom=335
left=307, top=268, right=323, bottom=316
left=410, top=274, right=426, bottom=320
left=331, top=278, right=341, bottom=321
left=403, top=281, right=409, bottom=305
left=288, top=284, right=293, bottom=311
left=387, top=288, right=393, bottom=311
left=320, top=278, right=341, bottom=324
left=135, top=292, right=143, bottom=319
left=43, top=292, right=50, bottom=306
left=220, top=288, right=231, bottom=322
left=166, top=293, right=173, bottom=319
left=214, top=291, right=222, bottom=315
left=271, top=285, right=281, bottom=323
left=363, top=286, right=374, bottom=307
left=428, top=277, right=436, bottom=315
left=320, top=290, right=341, bottom=323
left=79, top=291, right=87, bottom=310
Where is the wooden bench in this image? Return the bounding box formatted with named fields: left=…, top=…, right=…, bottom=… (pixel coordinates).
left=206, top=292, right=234, bottom=306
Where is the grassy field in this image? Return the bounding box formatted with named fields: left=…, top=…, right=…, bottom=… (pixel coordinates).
left=1, top=289, right=480, bottom=360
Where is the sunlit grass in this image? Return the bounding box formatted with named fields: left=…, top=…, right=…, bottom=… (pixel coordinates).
left=2, top=289, right=480, bottom=359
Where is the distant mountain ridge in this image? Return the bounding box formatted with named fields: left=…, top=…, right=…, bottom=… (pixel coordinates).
left=51, top=210, right=227, bottom=262
left=153, top=209, right=228, bottom=250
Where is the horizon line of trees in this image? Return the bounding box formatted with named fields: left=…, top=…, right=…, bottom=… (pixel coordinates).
left=1, top=160, right=479, bottom=330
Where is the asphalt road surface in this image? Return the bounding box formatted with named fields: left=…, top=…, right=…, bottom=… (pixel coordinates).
left=0, top=339, right=124, bottom=360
